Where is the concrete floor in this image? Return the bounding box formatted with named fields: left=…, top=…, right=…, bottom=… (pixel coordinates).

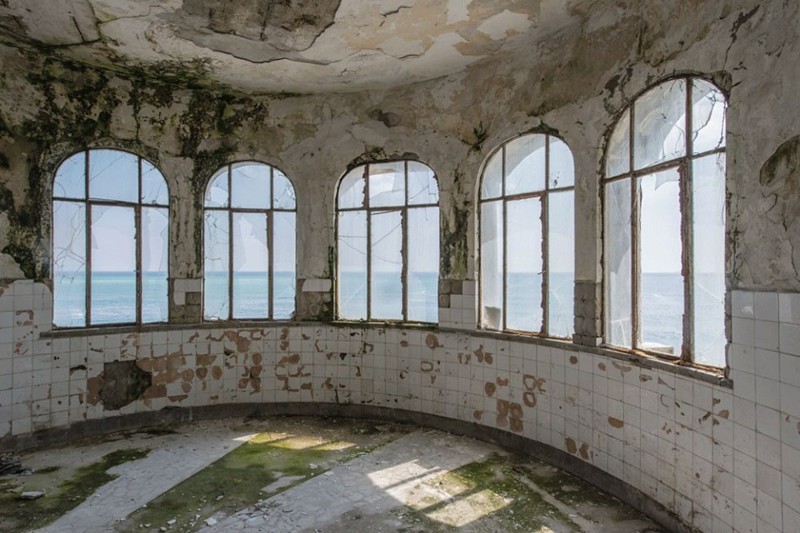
left=0, top=417, right=664, bottom=533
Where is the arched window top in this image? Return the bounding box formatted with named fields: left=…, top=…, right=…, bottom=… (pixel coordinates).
left=54, top=148, right=168, bottom=206
left=606, top=77, right=727, bottom=178
left=205, top=161, right=296, bottom=210
left=481, top=133, right=574, bottom=200
left=338, top=160, right=438, bottom=210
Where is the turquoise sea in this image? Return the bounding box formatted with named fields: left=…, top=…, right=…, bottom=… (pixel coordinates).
left=55, top=272, right=721, bottom=362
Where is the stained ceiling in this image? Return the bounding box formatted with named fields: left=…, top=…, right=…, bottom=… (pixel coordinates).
left=0, top=0, right=580, bottom=94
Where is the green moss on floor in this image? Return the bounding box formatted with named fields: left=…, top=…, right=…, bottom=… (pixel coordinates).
left=394, top=454, right=581, bottom=532
left=119, top=419, right=407, bottom=532
left=0, top=448, right=150, bottom=532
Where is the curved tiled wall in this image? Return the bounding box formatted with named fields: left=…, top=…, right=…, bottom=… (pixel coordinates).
left=2, top=278, right=799, bottom=532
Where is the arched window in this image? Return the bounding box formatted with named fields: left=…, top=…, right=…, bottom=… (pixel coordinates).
left=336, top=161, right=439, bottom=322
left=52, top=149, right=169, bottom=327
left=604, top=77, right=726, bottom=367
left=203, top=162, right=296, bottom=320
left=479, top=133, right=575, bottom=337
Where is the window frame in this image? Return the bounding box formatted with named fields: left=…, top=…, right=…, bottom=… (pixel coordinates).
left=602, top=75, right=728, bottom=366
left=51, top=148, right=170, bottom=328
left=202, top=160, right=297, bottom=321
left=335, top=160, right=440, bottom=323
left=478, top=133, right=575, bottom=338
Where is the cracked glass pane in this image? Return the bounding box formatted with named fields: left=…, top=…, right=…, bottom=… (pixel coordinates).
left=338, top=168, right=366, bottom=209
left=605, top=179, right=632, bottom=348
left=231, top=163, right=270, bottom=209
left=273, top=169, right=296, bottom=209
left=481, top=150, right=503, bottom=199
left=606, top=108, right=630, bottom=178
left=204, top=209, right=229, bottom=320
left=692, top=80, right=726, bottom=154
left=633, top=79, right=687, bottom=170
left=407, top=162, right=438, bottom=205
left=89, top=149, right=138, bottom=202
left=549, top=136, right=574, bottom=189
left=53, top=152, right=85, bottom=199
left=693, top=154, right=726, bottom=366
left=639, top=169, right=683, bottom=355
left=369, top=162, right=405, bottom=208
left=273, top=211, right=296, bottom=320
left=337, top=210, right=367, bottom=319
left=480, top=200, right=503, bottom=330
left=141, top=207, right=168, bottom=323
left=506, top=197, right=543, bottom=332
left=53, top=200, right=86, bottom=327
left=141, top=160, right=169, bottom=206
left=370, top=210, right=403, bottom=320
left=91, top=205, right=136, bottom=325
left=407, top=206, right=439, bottom=323
left=505, top=134, right=546, bottom=195
left=548, top=190, right=574, bottom=338
left=232, top=212, right=268, bottom=318
left=205, top=169, right=229, bottom=208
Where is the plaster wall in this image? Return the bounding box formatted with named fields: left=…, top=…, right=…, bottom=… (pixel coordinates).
left=0, top=2, right=799, bottom=532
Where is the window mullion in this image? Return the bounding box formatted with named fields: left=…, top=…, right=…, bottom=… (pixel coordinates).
left=402, top=162, right=409, bottom=321
left=682, top=80, right=695, bottom=362
left=542, top=137, right=550, bottom=335
left=365, top=166, right=372, bottom=320
left=227, top=166, right=234, bottom=321
left=629, top=106, right=640, bottom=351
left=268, top=167, right=274, bottom=320
left=501, top=147, right=508, bottom=332
left=85, top=150, right=92, bottom=327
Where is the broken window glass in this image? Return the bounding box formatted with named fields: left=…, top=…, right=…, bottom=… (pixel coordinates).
left=605, top=179, right=632, bottom=348
left=336, top=161, right=439, bottom=323
left=52, top=149, right=169, bottom=328
left=479, top=133, right=574, bottom=337
left=481, top=151, right=503, bottom=199
left=604, top=77, right=727, bottom=367
left=204, top=162, right=296, bottom=321
left=639, top=169, right=683, bottom=355
left=633, top=79, right=686, bottom=170
left=606, top=108, right=630, bottom=178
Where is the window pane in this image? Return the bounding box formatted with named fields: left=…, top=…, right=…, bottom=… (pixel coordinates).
left=369, top=162, right=405, bottom=208
left=549, top=137, right=574, bottom=189
left=505, top=135, right=546, bottom=195
left=231, top=163, right=270, bottom=209
left=606, top=108, right=630, bottom=177
left=693, top=154, right=726, bottom=366
left=338, top=168, right=366, bottom=209
left=506, top=197, right=543, bottom=332
left=232, top=212, right=268, bottom=318
left=205, top=169, right=229, bottom=208
left=141, top=207, right=168, bottom=323
left=273, top=211, right=296, bottom=319
left=480, top=201, right=503, bottom=330
left=89, top=149, right=138, bottom=202
left=370, top=210, right=403, bottom=320
left=53, top=201, right=86, bottom=327
left=548, top=190, right=574, bottom=338
left=273, top=170, right=296, bottom=209
left=633, top=79, right=687, bottom=170
left=407, top=162, right=438, bottom=205
left=204, top=210, right=229, bottom=320
left=407, top=206, right=439, bottom=323
left=640, top=169, right=683, bottom=355
left=481, top=151, right=503, bottom=199
left=337, top=210, right=367, bottom=319
left=692, top=80, right=726, bottom=154
left=141, top=160, right=169, bottom=205
left=91, top=205, right=135, bottom=325
left=605, top=179, right=632, bottom=348
left=54, top=152, right=85, bottom=199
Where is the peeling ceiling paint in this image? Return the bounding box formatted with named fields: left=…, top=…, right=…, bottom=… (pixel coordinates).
left=0, top=0, right=587, bottom=94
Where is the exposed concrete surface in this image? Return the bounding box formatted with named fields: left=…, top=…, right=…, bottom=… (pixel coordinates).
left=2, top=416, right=662, bottom=532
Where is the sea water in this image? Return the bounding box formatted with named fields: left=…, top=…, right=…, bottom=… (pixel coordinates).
left=55, top=272, right=713, bottom=358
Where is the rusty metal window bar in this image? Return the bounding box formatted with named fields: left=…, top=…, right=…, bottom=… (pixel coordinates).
left=336, top=161, right=440, bottom=323
left=603, top=77, right=727, bottom=367
left=203, top=162, right=297, bottom=321
left=52, top=148, right=169, bottom=328
left=478, top=133, right=575, bottom=338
